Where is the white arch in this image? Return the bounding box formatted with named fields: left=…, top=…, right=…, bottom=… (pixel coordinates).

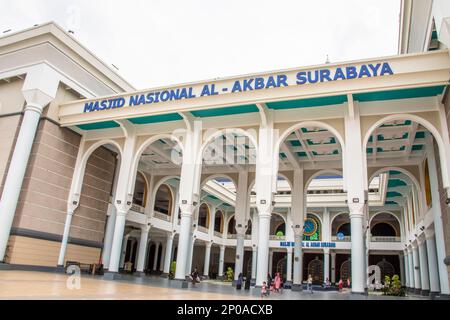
left=131, top=134, right=184, bottom=183
left=330, top=211, right=350, bottom=228
left=276, top=121, right=346, bottom=189
left=304, top=169, right=343, bottom=194
left=270, top=211, right=287, bottom=226
left=71, top=139, right=122, bottom=202
left=197, top=127, right=258, bottom=166
left=363, top=113, right=450, bottom=189
left=368, top=166, right=424, bottom=219
left=200, top=173, right=237, bottom=189
left=369, top=211, right=402, bottom=230
left=151, top=177, right=177, bottom=220
left=276, top=173, right=293, bottom=192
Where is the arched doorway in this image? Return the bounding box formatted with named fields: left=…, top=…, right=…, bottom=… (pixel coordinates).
left=307, top=257, right=323, bottom=284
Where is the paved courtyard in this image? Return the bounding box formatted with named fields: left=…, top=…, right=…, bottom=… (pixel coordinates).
left=0, top=270, right=429, bottom=300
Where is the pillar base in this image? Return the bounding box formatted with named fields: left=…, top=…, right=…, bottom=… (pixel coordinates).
left=0, top=262, right=11, bottom=270
left=134, top=271, right=146, bottom=277
left=350, top=291, right=368, bottom=296
left=414, top=288, right=421, bottom=295
left=55, top=265, right=66, bottom=273
left=217, top=275, right=225, bottom=281
left=202, top=275, right=209, bottom=280
left=170, top=279, right=188, bottom=289
left=250, top=278, right=256, bottom=286
left=283, top=281, right=293, bottom=289
left=420, top=289, right=430, bottom=296
left=103, top=272, right=122, bottom=280
left=160, top=273, right=170, bottom=278
left=430, top=291, right=440, bottom=299
left=291, top=284, right=304, bottom=292
left=436, top=293, right=450, bottom=300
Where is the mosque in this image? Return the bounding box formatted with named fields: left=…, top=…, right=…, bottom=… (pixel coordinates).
left=1, top=0, right=450, bottom=298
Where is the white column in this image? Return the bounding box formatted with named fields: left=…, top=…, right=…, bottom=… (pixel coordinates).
left=344, top=97, right=368, bottom=294
left=412, top=244, right=421, bottom=292
left=349, top=204, right=366, bottom=294
left=323, top=248, right=330, bottom=285
left=331, top=252, right=336, bottom=284
left=203, top=242, right=212, bottom=277
left=399, top=253, right=406, bottom=287
left=418, top=238, right=430, bottom=295
left=403, top=250, right=410, bottom=288
left=218, top=245, right=225, bottom=277
left=286, top=248, right=293, bottom=283
left=163, top=233, right=174, bottom=274
left=173, top=120, right=202, bottom=281
left=153, top=243, right=160, bottom=271
left=119, top=234, right=129, bottom=268
left=268, top=250, right=273, bottom=276
left=0, top=103, right=46, bottom=261
left=407, top=248, right=415, bottom=289
left=186, top=236, right=195, bottom=275
left=251, top=246, right=257, bottom=281
left=110, top=210, right=128, bottom=272
left=234, top=233, right=245, bottom=281
left=426, top=138, right=450, bottom=294
left=107, top=124, right=136, bottom=273
left=136, top=225, right=150, bottom=273
left=101, top=206, right=117, bottom=269
left=254, top=111, right=278, bottom=286
left=256, top=214, right=271, bottom=286
left=425, top=232, right=441, bottom=295
left=291, top=169, right=304, bottom=289
left=159, top=243, right=165, bottom=272
left=234, top=170, right=249, bottom=281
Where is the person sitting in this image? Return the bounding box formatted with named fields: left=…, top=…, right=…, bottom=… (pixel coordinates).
left=190, top=268, right=200, bottom=285
left=261, top=281, right=268, bottom=297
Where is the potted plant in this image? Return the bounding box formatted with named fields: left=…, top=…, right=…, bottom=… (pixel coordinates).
left=225, top=267, right=234, bottom=282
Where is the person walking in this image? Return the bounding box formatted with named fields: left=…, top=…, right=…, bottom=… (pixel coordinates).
left=261, top=281, right=268, bottom=298
left=236, top=273, right=243, bottom=290
left=244, top=274, right=251, bottom=290
left=307, top=274, right=314, bottom=294
left=274, top=272, right=281, bottom=293
left=338, top=279, right=343, bottom=292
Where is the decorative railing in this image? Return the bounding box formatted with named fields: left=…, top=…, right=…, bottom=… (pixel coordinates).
left=197, top=226, right=209, bottom=234
left=269, top=235, right=286, bottom=240
left=153, top=211, right=171, bottom=222
left=370, top=236, right=401, bottom=242
left=227, top=234, right=237, bottom=239
left=214, top=231, right=223, bottom=238
left=331, top=236, right=351, bottom=242
left=245, top=234, right=251, bottom=240
left=131, top=204, right=145, bottom=213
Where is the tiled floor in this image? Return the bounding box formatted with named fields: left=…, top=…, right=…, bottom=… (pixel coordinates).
left=0, top=270, right=428, bottom=300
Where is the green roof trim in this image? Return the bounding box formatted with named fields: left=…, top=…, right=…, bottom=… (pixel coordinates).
left=290, top=140, right=301, bottom=147
left=353, top=85, right=445, bottom=102
left=385, top=201, right=399, bottom=205
left=128, top=113, right=183, bottom=124
left=190, top=104, right=258, bottom=117
left=388, top=179, right=407, bottom=188
left=387, top=191, right=402, bottom=198
left=266, top=95, right=347, bottom=110
left=412, top=145, right=424, bottom=151
left=77, top=121, right=120, bottom=130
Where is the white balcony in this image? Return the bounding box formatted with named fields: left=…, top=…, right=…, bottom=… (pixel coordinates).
left=371, top=236, right=401, bottom=242
left=131, top=204, right=145, bottom=213
left=331, top=236, right=351, bottom=242
left=197, top=225, right=209, bottom=234
left=214, top=231, right=223, bottom=238
left=269, top=235, right=286, bottom=240
left=153, top=211, right=171, bottom=222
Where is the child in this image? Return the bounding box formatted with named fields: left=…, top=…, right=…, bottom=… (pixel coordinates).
left=261, top=281, right=268, bottom=297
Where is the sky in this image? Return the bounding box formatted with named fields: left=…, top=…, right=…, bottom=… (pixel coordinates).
left=0, top=0, right=401, bottom=90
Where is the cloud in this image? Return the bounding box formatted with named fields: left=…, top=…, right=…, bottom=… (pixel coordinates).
left=0, top=0, right=400, bottom=89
